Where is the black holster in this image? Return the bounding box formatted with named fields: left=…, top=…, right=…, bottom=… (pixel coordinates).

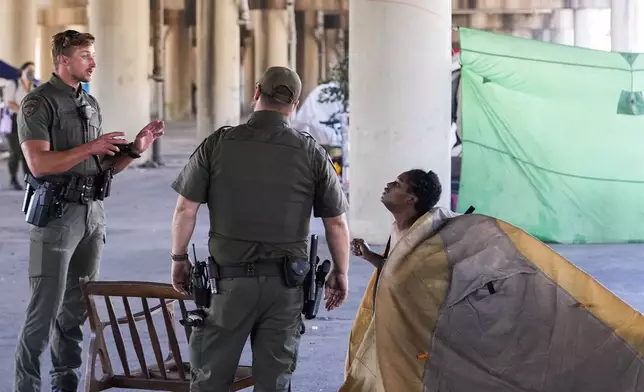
left=302, top=259, right=331, bottom=320
left=300, top=234, right=332, bottom=321
left=22, top=175, right=63, bottom=227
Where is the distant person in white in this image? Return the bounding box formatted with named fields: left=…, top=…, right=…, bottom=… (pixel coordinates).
left=291, top=82, right=345, bottom=146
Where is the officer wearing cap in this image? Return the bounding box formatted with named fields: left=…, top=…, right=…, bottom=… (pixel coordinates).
left=170, top=66, right=351, bottom=391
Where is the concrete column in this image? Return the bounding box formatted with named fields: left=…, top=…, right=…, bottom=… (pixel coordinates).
left=196, top=0, right=239, bottom=139
left=14, top=0, right=37, bottom=65
left=550, top=9, right=575, bottom=45
left=611, top=0, right=644, bottom=52
left=325, top=28, right=342, bottom=75
left=299, top=11, right=320, bottom=102
left=252, top=9, right=267, bottom=80
left=574, top=9, right=611, bottom=51
left=242, top=36, right=255, bottom=114
left=196, top=0, right=214, bottom=138
left=212, top=0, right=240, bottom=129
left=39, top=26, right=58, bottom=81
left=165, top=9, right=192, bottom=120
left=0, top=0, right=12, bottom=64
left=349, top=0, right=452, bottom=243
left=252, top=8, right=289, bottom=85
left=265, top=9, right=289, bottom=67
left=88, top=0, right=150, bottom=145
left=0, top=0, right=37, bottom=67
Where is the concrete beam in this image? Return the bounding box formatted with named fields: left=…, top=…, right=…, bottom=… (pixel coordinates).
left=569, top=0, right=611, bottom=8
left=164, top=0, right=184, bottom=9
left=288, top=0, right=611, bottom=13
left=453, top=8, right=552, bottom=15
left=453, top=0, right=609, bottom=9
left=37, top=6, right=87, bottom=26
left=453, top=0, right=560, bottom=10
left=455, top=12, right=552, bottom=29
left=248, top=0, right=348, bottom=11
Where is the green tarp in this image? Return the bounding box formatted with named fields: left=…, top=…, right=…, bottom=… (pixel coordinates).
left=456, top=27, right=644, bottom=244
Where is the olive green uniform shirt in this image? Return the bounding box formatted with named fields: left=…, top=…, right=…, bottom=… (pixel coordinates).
left=17, top=74, right=103, bottom=177
left=12, top=75, right=107, bottom=392
left=172, top=110, right=348, bottom=264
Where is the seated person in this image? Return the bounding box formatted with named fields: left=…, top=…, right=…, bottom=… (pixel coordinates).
left=351, top=169, right=442, bottom=269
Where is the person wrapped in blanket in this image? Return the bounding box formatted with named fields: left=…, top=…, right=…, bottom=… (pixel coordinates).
left=342, top=169, right=457, bottom=392
left=350, top=169, right=442, bottom=268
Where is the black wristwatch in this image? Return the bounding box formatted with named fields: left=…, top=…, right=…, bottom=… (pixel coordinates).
left=171, top=253, right=189, bottom=262
left=119, top=142, right=141, bottom=159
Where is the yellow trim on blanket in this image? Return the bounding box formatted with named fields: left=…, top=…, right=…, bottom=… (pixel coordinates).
left=499, top=220, right=644, bottom=357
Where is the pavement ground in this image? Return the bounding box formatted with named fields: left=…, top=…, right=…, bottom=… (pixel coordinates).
left=1, top=121, right=644, bottom=391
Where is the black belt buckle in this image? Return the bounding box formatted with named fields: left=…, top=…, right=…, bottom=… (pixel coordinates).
left=246, top=263, right=255, bottom=277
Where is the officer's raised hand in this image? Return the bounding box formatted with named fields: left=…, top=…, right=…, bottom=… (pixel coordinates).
left=88, top=131, right=130, bottom=156
left=132, top=120, right=165, bottom=154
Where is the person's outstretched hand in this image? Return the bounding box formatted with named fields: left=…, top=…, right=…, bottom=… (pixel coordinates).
left=351, top=238, right=373, bottom=258
left=133, top=120, right=165, bottom=154
left=324, top=270, right=348, bottom=311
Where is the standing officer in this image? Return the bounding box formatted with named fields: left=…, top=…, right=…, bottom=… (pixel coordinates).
left=13, top=30, right=164, bottom=392
left=170, top=66, right=350, bottom=391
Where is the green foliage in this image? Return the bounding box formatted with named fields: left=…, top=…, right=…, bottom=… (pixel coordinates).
left=317, top=56, right=348, bottom=124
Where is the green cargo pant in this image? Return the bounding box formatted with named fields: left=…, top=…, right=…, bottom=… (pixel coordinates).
left=14, top=201, right=105, bottom=392
left=189, top=275, right=303, bottom=392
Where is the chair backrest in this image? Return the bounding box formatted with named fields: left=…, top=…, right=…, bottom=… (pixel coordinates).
left=80, top=278, right=194, bottom=387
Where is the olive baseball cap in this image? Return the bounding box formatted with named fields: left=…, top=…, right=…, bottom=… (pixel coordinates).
left=257, top=66, right=302, bottom=105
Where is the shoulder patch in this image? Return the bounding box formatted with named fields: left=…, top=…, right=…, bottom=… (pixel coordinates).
left=22, top=95, right=42, bottom=118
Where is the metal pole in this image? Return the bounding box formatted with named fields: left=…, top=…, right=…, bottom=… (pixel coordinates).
left=147, top=0, right=165, bottom=167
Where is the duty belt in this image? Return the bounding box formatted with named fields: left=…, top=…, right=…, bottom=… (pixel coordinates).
left=36, top=170, right=113, bottom=205
left=62, top=174, right=97, bottom=204
left=213, top=258, right=285, bottom=279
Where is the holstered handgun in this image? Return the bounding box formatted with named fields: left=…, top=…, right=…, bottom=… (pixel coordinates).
left=23, top=175, right=63, bottom=227
left=22, top=174, right=37, bottom=214
left=302, top=234, right=331, bottom=321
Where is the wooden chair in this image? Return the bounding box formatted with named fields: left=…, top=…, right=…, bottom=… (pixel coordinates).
left=79, top=278, right=254, bottom=392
